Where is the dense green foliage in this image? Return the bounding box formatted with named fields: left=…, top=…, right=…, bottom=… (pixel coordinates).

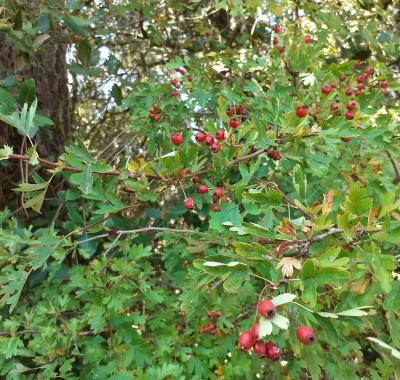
left=0, top=0, right=399, bottom=379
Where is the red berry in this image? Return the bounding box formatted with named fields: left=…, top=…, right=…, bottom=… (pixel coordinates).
left=278, top=46, right=285, bottom=54
left=380, top=80, right=388, bottom=89
left=356, top=74, right=366, bottom=83
left=205, top=135, right=215, bottom=146
left=274, top=26, right=281, bottom=33
left=171, top=90, right=179, bottom=97
left=341, top=137, right=352, bottom=142
left=211, top=142, right=221, bottom=153
left=216, top=310, right=222, bottom=318
left=192, top=176, right=200, bottom=183
left=238, top=331, right=254, bottom=351
left=266, top=342, right=280, bottom=360
left=345, top=87, right=353, bottom=96
left=195, top=132, right=206, bottom=143
left=216, top=129, right=225, bottom=141
left=296, top=326, right=316, bottom=345
left=267, top=148, right=281, bottom=161
left=229, top=118, right=240, bottom=128
left=170, top=78, right=177, bottom=86
left=149, top=113, right=156, bottom=119
left=322, top=85, right=332, bottom=95
left=174, top=82, right=181, bottom=89
left=258, top=300, right=276, bottom=319
left=153, top=103, right=159, bottom=110
left=365, top=68, right=373, bottom=76
left=345, top=111, right=354, bottom=120
left=251, top=323, right=260, bottom=340
left=235, top=105, right=244, bottom=115
left=180, top=68, right=186, bottom=75
left=226, top=107, right=234, bottom=117
left=253, top=341, right=268, bottom=357
left=213, top=188, right=224, bottom=199
left=207, top=310, right=213, bottom=318
left=273, top=37, right=278, bottom=45
left=354, top=60, right=362, bottom=68
left=355, top=89, right=362, bottom=96
left=346, top=101, right=356, bottom=111
left=339, top=75, right=346, bottom=81
left=266, top=124, right=274, bottom=131
left=357, top=83, right=364, bottom=90
left=171, top=133, right=183, bottom=146
left=212, top=203, right=221, bottom=212
left=183, top=198, right=195, bottom=209
left=331, top=103, right=340, bottom=111
left=179, top=311, right=186, bottom=318
left=153, top=114, right=160, bottom=121
left=187, top=75, right=193, bottom=82
left=198, top=185, right=208, bottom=194
left=305, top=35, right=312, bottom=43
left=296, top=106, right=308, bottom=118
left=331, top=81, right=337, bottom=88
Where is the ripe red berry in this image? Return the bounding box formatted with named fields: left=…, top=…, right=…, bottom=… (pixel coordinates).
left=322, top=85, right=332, bottom=95
left=187, top=75, right=193, bottom=82
left=226, top=107, right=234, bottom=117
left=266, top=342, right=280, bottom=360
left=345, top=111, right=354, bottom=120
left=380, top=80, right=388, bottom=89
left=253, top=341, right=268, bottom=357
left=149, top=113, right=156, bottom=119
left=305, top=35, right=312, bottom=43
left=341, top=137, right=352, bottom=142
left=296, top=106, right=308, bottom=118
left=235, top=105, right=244, bottom=115
left=183, top=198, right=195, bottom=209
left=195, top=132, right=206, bottom=143
left=273, top=37, right=278, bottom=45
left=356, top=74, right=366, bottom=83
left=198, top=185, right=208, bottom=194
left=213, top=188, right=224, bottom=199
left=345, top=87, right=353, bottom=96
left=355, top=89, right=362, bottom=96
left=179, top=311, right=186, bottom=318
left=211, top=142, right=221, bottom=153
left=339, top=75, right=346, bottom=81
left=153, top=103, right=159, bottom=110
left=296, top=325, right=316, bottom=345
left=357, top=83, right=364, bottom=90
left=212, top=203, right=221, bottom=212
left=153, top=114, right=161, bottom=121
left=251, top=323, right=260, bottom=340
left=346, top=101, right=356, bottom=111
left=267, top=148, right=281, bottom=161
left=171, top=90, right=179, bottom=97
left=365, top=68, right=373, bottom=76
left=331, top=81, right=337, bottom=88
left=229, top=118, right=240, bottom=128
left=171, top=133, right=183, bottom=146
left=258, top=300, right=276, bottom=319
left=170, top=78, right=177, bottom=86
left=205, top=135, right=215, bottom=146
left=274, top=26, right=281, bottom=33
left=216, top=129, right=225, bottom=141
left=192, top=176, right=200, bottom=183
left=331, top=103, right=340, bottom=112
left=278, top=46, right=285, bottom=54
left=238, top=331, right=254, bottom=351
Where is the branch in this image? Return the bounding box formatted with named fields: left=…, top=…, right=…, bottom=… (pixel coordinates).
left=0, top=329, right=99, bottom=337
left=385, top=150, right=400, bottom=184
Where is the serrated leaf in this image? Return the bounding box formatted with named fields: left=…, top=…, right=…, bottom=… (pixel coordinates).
left=0, top=145, right=13, bottom=160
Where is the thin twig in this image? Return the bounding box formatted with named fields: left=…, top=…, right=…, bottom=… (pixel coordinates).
left=385, top=150, right=400, bottom=184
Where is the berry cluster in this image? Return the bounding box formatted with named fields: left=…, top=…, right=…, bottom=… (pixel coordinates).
left=183, top=186, right=226, bottom=212
left=227, top=104, right=246, bottom=129
left=238, top=299, right=316, bottom=360
left=199, top=310, right=222, bottom=335
left=195, top=131, right=222, bottom=154
left=267, top=148, right=282, bottom=161
left=148, top=103, right=161, bottom=121
left=170, top=67, right=192, bottom=97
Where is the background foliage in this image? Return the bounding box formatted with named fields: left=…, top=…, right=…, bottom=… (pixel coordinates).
left=0, top=0, right=399, bottom=378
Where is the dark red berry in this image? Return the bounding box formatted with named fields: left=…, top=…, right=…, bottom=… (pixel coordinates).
left=183, top=198, right=195, bottom=209
left=229, top=118, right=240, bottom=128
left=346, top=101, right=356, bottom=111
left=345, top=87, right=353, bottom=96
left=339, top=75, right=346, bottom=81
left=187, top=75, right=193, bottom=82
left=305, top=35, right=312, bottom=43
left=253, top=341, right=268, bottom=357
left=278, top=46, right=285, bottom=54
left=322, top=85, right=332, bottom=95
left=192, top=176, right=200, bottom=183
left=198, top=185, right=208, bottom=194
left=273, top=37, right=278, bottom=45
left=341, top=137, right=352, bottom=142
left=251, top=323, right=260, bottom=340
left=331, top=103, right=340, bottom=112
left=296, top=325, right=316, bottom=345
left=238, top=331, right=254, bottom=351
left=380, top=80, right=388, bottom=89
left=259, top=300, right=276, bottom=319
left=274, top=26, right=281, bottom=33
left=205, top=135, right=215, bottom=146
left=211, top=142, right=221, bottom=153
left=266, top=342, right=280, bottom=360
left=195, top=132, right=206, bottom=143
left=345, top=111, right=354, bottom=120
left=171, top=90, right=179, bottom=97
left=226, top=107, right=234, bottom=117
left=216, top=129, right=225, bottom=141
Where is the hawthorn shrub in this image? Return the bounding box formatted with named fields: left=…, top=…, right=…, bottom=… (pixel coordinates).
left=0, top=0, right=399, bottom=379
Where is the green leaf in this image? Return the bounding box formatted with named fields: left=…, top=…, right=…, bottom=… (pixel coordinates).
left=63, top=15, right=91, bottom=37
left=209, top=203, right=242, bottom=232
left=337, top=306, right=373, bottom=317
left=271, top=293, right=297, bottom=306
left=272, top=313, right=290, bottom=329
left=0, top=145, right=13, bottom=160
left=23, top=190, right=46, bottom=213
left=77, top=39, right=92, bottom=64
left=293, top=164, right=307, bottom=199
left=258, top=317, right=273, bottom=338
left=13, top=182, right=48, bottom=192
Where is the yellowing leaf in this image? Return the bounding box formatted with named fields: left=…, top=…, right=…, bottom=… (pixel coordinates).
left=322, top=190, right=334, bottom=217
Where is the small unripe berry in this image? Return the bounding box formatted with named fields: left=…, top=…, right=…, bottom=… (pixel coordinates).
left=258, top=300, right=276, bottom=319
left=216, top=129, right=225, bottom=141
left=345, top=111, right=354, bottom=120
left=198, top=184, right=208, bottom=194
left=171, top=133, right=183, bottom=146
left=266, top=342, right=280, bottom=360
left=211, top=142, right=221, bottom=153
left=229, top=118, right=240, bottom=128
left=183, top=198, right=195, bottom=209
left=238, top=331, right=254, bottom=351
left=253, top=341, right=268, bottom=357
left=296, top=325, right=316, bottom=345
left=195, top=132, right=206, bottom=143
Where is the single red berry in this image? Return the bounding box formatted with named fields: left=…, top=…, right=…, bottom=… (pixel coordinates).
left=266, top=342, right=280, bottom=360
left=258, top=300, right=276, bottom=319
left=380, top=80, right=388, bottom=89
left=266, top=124, right=274, bottom=131
left=305, top=35, right=312, bottom=43
left=296, top=326, right=316, bottom=345
left=198, top=184, right=208, bottom=194
left=341, top=137, right=352, bottom=142
left=171, top=133, right=183, bottom=146
left=253, top=341, right=268, bottom=357
left=216, top=129, right=225, bottom=141
left=192, top=176, right=200, bottom=183
left=346, top=101, right=356, bottom=111
left=205, top=135, right=215, bottom=146
left=153, top=114, right=161, bottom=121
left=179, top=311, right=186, bottom=318
left=274, top=26, right=281, bottom=33
left=149, top=113, right=156, bottom=119
left=355, top=89, right=362, bottom=96
left=150, top=106, right=157, bottom=114
left=331, top=103, right=340, bottom=112
left=229, top=118, right=240, bottom=128
left=216, top=310, right=222, bottom=318
left=296, top=106, right=308, bottom=118
left=180, top=68, right=186, bottom=75
left=331, top=81, right=337, bottom=88
left=183, top=198, right=195, bottom=209
left=235, top=105, right=244, bottom=115
left=345, top=87, right=353, bottom=96
left=195, top=132, right=207, bottom=143
left=365, top=68, right=373, bottom=76
left=251, top=323, right=260, bottom=340
left=212, top=203, right=221, bottom=212
left=356, top=74, right=366, bottom=83
left=211, top=142, right=221, bottom=153
left=238, top=331, right=254, bottom=351
left=322, top=85, right=332, bottom=95
left=273, top=37, right=278, bottom=45
left=226, top=107, right=235, bottom=117
left=207, top=310, right=213, bottom=318
left=171, top=90, right=179, bottom=97
left=357, top=83, right=364, bottom=90
left=339, top=75, right=346, bottom=81
left=170, top=78, right=178, bottom=86
left=224, top=196, right=231, bottom=203
left=345, top=111, right=354, bottom=120
left=213, top=188, right=224, bottom=199
left=278, top=46, right=285, bottom=54
left=187, top=75, right=193, bottom=82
